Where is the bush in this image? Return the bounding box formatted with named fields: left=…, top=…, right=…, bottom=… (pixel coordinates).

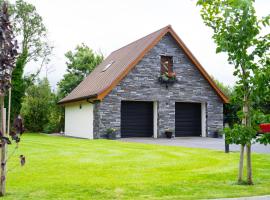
left=43, top=107, right=62, bottom=133
left=21, top=78, right=60, bottom=133
left=224, top=124, right=257, bottom=145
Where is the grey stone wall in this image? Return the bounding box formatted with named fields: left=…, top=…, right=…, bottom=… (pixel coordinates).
left=93, top=33, right=223, bottom=138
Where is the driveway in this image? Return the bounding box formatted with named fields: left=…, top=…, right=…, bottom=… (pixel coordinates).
left=213, top=195, right=270, bottom=200
left=120, top=137, right=270, bottom=154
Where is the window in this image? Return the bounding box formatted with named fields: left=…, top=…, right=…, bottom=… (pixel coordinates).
left=102, top=61, right=114, bottom=72
left=160, top=56, right=173, bottom=74
left=158, top=55, right=176, bottom=86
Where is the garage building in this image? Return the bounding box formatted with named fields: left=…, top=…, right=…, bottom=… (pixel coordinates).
left=59, top=25, right=228, bottom=139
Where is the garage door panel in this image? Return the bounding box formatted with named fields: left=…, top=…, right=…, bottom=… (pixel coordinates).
left=176, top=119, right=200, bottom=123
left=175, top=126, right=201, bottom=130
left=121, top=101, right=153, bottom=137
left=175, top=102, right=201, bottom=137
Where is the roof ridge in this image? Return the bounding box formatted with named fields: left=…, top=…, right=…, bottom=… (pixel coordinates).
left=112, top=25, right=171, bottom=53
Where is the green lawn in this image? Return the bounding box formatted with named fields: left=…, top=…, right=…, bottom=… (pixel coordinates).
left=3, top=133, right=270, bottom=200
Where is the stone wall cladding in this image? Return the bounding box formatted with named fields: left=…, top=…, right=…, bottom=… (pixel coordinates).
left=94, top=33, right=223, bottom=138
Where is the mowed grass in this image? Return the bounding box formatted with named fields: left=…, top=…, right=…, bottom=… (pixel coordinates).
left=2, top=133, right=270, bottom=200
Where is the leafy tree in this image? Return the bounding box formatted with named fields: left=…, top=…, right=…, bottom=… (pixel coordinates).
left=10, top=51, right=27, bottom=122
left=211, top=76, right=233, bottom=97
left=224, top=89, right=242, bottom=126
left=1, top=0, right=52, bottom=121
left=21, top=78, right=54, bottom=132
left=197, top=0, right=270, bottom=185
left=58, top=44, right=103, bottom=98
left=57, top=44, right=103, bottom=132
left=43, top=94, right=64, bottom=133
left=13, top=0, right=51, bottom=64
left=0, top=1, right=19, bottom=196
left=212, top=78, right=241, bottom=126
left=213, top=77, right=269, bottom=127
left=253, top=67, right=270, bottom=114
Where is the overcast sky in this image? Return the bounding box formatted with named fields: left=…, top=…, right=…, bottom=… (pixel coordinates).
left=22, top=0, right=269, bottom=90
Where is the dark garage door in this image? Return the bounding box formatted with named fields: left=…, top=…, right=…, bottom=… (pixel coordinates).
left=175, top=102, right=201, bottom=137
left=121, top=101, right=153, bottom=137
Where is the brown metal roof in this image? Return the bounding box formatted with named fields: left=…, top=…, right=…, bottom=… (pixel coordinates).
left=59, top=25, right=229, bottom=105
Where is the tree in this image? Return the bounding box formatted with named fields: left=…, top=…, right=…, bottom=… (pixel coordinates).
left=212, top=78, right=240, bottom=126
left=0, top=0, right=52, bottom=121
left=0, top=1, right=19, bottom=196
left=253, top=65, right=270, bottom=114
left=20, top=78, right=55, bottom=132
left=58, top=44, right=103, bottom=98
left=43, top=92, right=64, bottom=133
left=197, top=0, right=270, bottom=185
left=57, top=44, right=103, bottom=132
left=211, top=77, right=233, bottom=97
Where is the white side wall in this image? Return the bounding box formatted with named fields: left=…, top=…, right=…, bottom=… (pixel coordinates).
left=65, top=102, right=94, bottom=139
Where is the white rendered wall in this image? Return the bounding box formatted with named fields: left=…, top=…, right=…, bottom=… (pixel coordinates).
left=65, top=102, right=94, bottom=139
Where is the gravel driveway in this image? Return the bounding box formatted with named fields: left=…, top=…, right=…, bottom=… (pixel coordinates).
left=120, top=137, right=270, bottom=154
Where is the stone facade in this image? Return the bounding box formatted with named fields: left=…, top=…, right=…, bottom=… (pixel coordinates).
left=93, top=33, right=223, bottom=138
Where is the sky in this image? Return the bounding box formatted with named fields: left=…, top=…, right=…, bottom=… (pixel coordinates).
left=22, top=0, right=270, bottom=90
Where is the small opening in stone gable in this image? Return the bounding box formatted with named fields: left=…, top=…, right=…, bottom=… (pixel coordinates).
left=158, top=55, right=177, bottom=88
left=160, top=55, right=173, bottom=74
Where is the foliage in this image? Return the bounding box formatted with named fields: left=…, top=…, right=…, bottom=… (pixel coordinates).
left=224, top=95, right=241, bottom=126
left=57, top=44, right=103, bottom=98
left=258, top=134, right=270, bottom=145
left=252, top=110, right=270, bottom=145
left=212, top=78, right=241, bottom=126
left=159, top=72, right=176, bottom=81
left=212, top=77, right=233, bottom=97
left=212, top=77, right=240, bottom=126
left=57, top=73, right=82, bottom=99
left=253, top=67, right=270, bottom=114
left=20, top=78, right=55, bottom=132
left=197, top=0, right=270, bottom=184
left=56, top=44, right=102, bottom=132
left=0, top=1, right=21, bottom=196
left=224, top=108, right=270, bottom=145
left=106, top=128, right=117, bottom=134
left=224, top=86, right=270, bottom=127
left=5, top=133, right=270, bottom=200
left=1, top=0, right=52, bottom=121
left=12, top=0, right=52, bottom=64
left=251, top=110, right=270, bottom=126
left=0, top=1, right=18, bottom=93
left=197, top=0, right=269, bottom=99
left=9, top=51, right=27, bottom=121
left=43, top=95, right=64, bottom=133
left=224, top=124, right=257, bottom=145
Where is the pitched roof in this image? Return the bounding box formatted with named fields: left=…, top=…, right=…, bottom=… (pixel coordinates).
left=59, top=25, right=229, bottom=104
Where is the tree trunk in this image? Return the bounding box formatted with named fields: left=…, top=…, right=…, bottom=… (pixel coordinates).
left=7, top=88, right=11, bottom=135
left=246, top=143, right=253, bottom=185
left=238, top=144, right=245, bottom=183
left=242, top=92, right=253, bottom=185
left=0, top=94, right=7, bottom=196
left=238, top=94, right=248, bottom=184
